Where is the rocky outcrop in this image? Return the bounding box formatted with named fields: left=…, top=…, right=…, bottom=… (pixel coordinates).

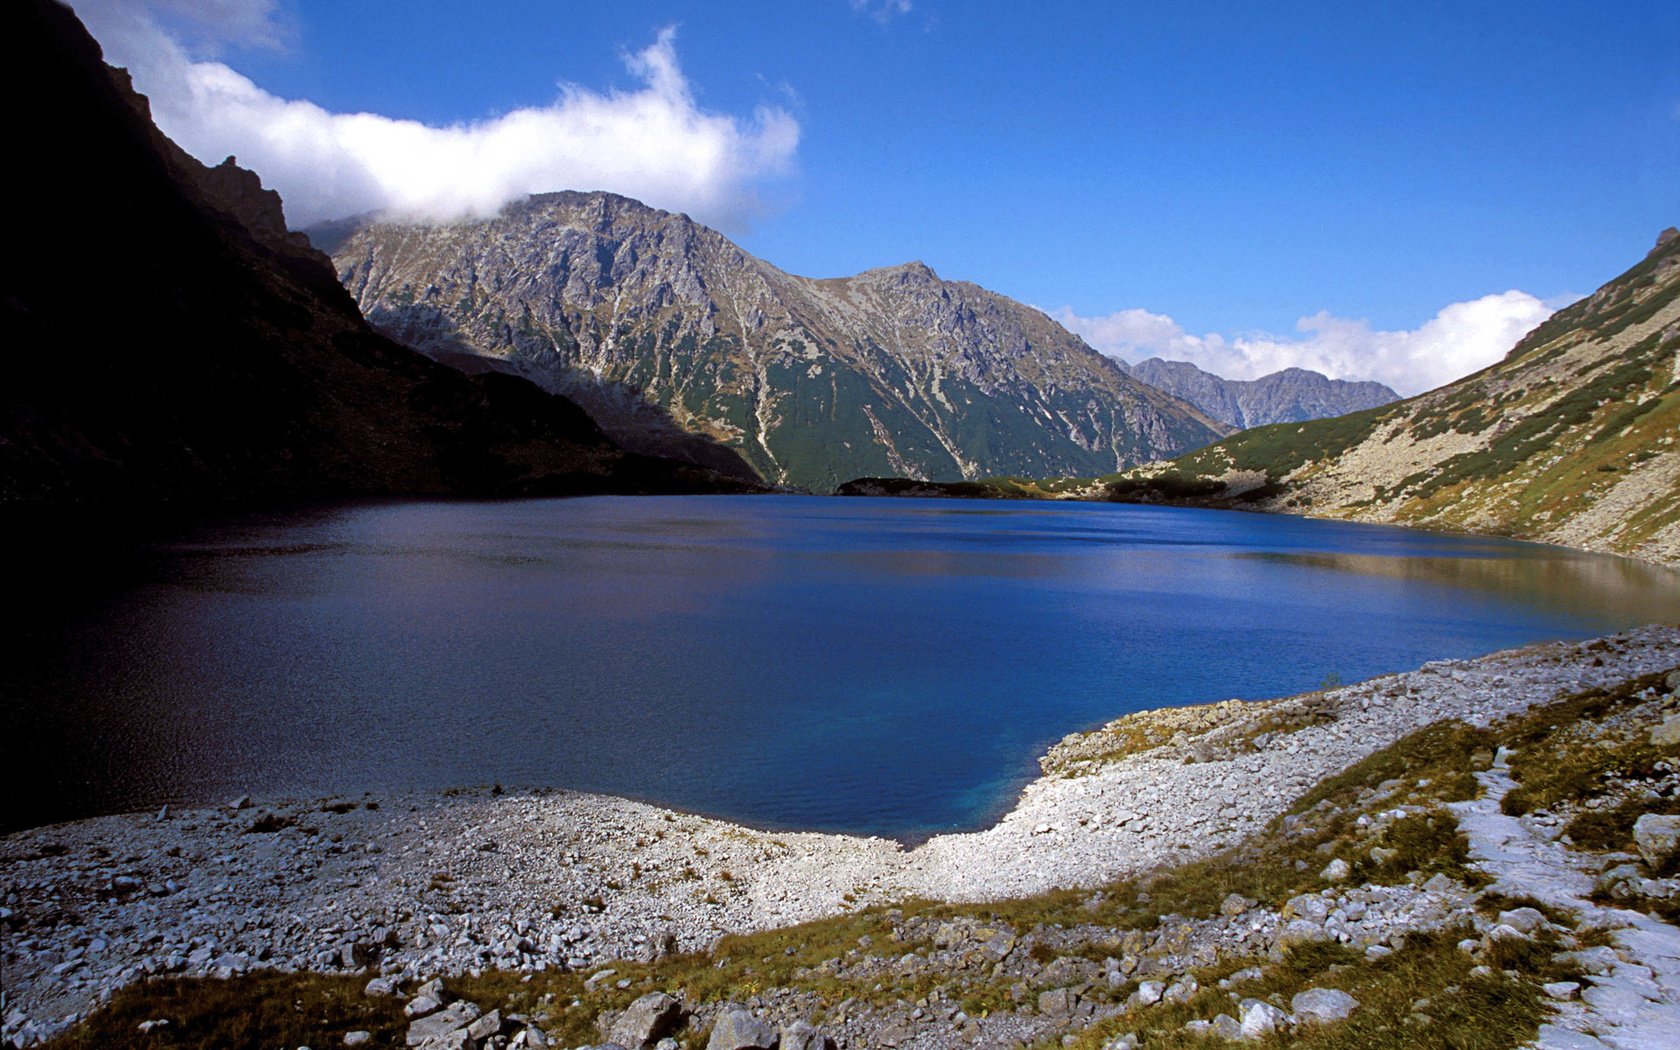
left=1119, top=358, right=1398, bottom=429
left=322, top=194, right=1228, bottom=491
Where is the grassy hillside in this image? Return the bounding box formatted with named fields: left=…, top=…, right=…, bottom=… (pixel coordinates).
left=842, top=230, right=1680, bottom=567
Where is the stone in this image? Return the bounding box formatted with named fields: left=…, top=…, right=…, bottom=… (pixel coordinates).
left=1222, top=967, right=1264, bottom=988
left=1364, top=945, right=1393, bottom=961
left=1278, top=919, right=1329, bottom=948
left=1496, top=907, right=1547, bottom=934
left=344, top=1034, right=372, bottom=1047
left=1283, top=894, right=1330, bottom=923
left=1486, top=923, right=1529, bottom=944
left=1162, top=977, right=1198, bottom=1004
left=1320, top=858, right=1351, bottom=882
left=1038, top=988, right=1075, bottom=1016
left=1291, top=988, right=1359, bottom=1025
left=778, top=1021, right=825, bottom=1050
left=466, top=1009, right=502, bottom=1042
left=416, top=1029, right=470, bottom=1050
left=608, top=993, right=683, bottom=1049
left=365, top=976, right=400, bottom=998
left=229, top=795, right=251, bottom=810
left=706, top=1008, right=776, bottom=1050
left=406, top=1001, right=480, bottom=1047
left=1239, top=1000, right=1287, bottom=1038
left=404, top=995, right=442, bottom=1020
left=1543, top=981, right=1581, bottom=1001
left=1422, top=873, right=1455, bottom=894
left=1632, top=813, right=1680, bottom=868
left=1220, top=893, right=1252, bottom=916
left=1129, top=981, right=1165, bottom=1008
left=1209, top=1014, right=1242, bottom=1039
left=1651, top=715, right=1680, bottom=747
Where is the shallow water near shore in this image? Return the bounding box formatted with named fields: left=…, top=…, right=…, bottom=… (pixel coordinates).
left=4, top=494, right=1678, bottom=839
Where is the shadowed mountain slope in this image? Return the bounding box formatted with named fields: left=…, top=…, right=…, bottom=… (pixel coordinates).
left=0, top=0, right=760, bottom=507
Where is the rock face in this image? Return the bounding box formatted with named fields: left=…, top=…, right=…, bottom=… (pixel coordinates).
left=1114, top=229, right=1680, bottom=567
left=322, top=193, right=1227, bottom=491
left=1118, top=358, right=1398, bottom=429
left=0, top=0, right=761, bottom=507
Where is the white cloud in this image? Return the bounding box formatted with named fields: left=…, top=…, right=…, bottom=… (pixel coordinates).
left=851, top=0, right=914, bottom=25
left=1054, top=292, right=1555, bottom=396
left=70, top=1, right=800, bottom=230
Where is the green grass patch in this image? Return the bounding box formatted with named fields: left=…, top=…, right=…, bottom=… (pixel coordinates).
left=1499, top=669, right=1678, bottom=818
left=38, top=974, right=405, bottom=1050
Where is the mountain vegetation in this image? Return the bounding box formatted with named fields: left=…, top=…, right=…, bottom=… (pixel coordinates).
left=846, top=230, right=1680, bottom=567
left=1117, top=359, right=1398, bottom=430
left=319, top=194, right=1228, bottom=492
left=0, top=0, right=760, bottom=508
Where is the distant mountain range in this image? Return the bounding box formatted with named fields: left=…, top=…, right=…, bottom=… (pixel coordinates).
left=850, top=230, right=1680, bottom=566
left=1116, top=358, right=1398, bottom=429
left=316, top=194, right=1230, bottom=492
left=0, top=0, right=758, bottom=507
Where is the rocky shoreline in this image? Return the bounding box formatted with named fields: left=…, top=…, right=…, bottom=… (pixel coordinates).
left=4, top=625, right=1678, bottom=1047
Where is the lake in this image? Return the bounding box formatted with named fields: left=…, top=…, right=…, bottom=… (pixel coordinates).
left=5, top=495, right=1678, bottom=840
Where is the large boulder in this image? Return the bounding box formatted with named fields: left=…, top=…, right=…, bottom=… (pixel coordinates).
left=1291, top=988, right=1359, bottom=1025
left=406, top=1001, right=481, bottom=1047
left=706, top=1008, right=776, bottom=1050
left=1651, top=715, right=1680, bottom=747
left=1633, top=813, right=1680, bottom=868
left=1240, top=1000, right=1288, bottom=1038
left=609, top=993, right=683, bottom=1049
left=779, top=1021, right=827, bottom=1050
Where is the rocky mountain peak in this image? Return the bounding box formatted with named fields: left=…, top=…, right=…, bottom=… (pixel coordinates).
left=325, top=197, right=1226, bottom=490
left=1119, top=357, right=1399, bottom=430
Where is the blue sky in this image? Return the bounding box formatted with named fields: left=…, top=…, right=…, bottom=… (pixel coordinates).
left=73, top=1, right=1679, bottom=392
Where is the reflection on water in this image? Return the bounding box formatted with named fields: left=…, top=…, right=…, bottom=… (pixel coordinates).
left=3, top=495, right=1677, bottom=840
left=1232, top=549, right=1680, bottom=625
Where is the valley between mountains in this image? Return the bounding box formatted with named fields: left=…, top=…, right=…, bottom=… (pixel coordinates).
left=5, top=2, right=1680, bottom=1050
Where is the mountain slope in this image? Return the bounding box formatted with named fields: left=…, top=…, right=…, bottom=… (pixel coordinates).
left=0, top=0, right=757, bottom=507
left=1118, top=358, right=1399, bottom=429
left=1115, top=229, right=1680, bottom=564
left=321, top=194, right=1228, bottom=491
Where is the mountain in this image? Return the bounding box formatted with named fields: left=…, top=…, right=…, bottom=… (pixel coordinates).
left=1101, top=230, right=1679, bottom=565
left=318, top=194, right=1228, bottom=492
left=840, top=231, right=1680, bottom=566
left=0, top=0, right=759, bottom=507
left=1116, top=358, right=1399, bottom=429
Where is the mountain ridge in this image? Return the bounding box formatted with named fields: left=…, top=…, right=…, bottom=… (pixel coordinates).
left=322, top=191, right=1229, bottom=491
left=840, top=229, right=1680, bottom=568
left=1117, top=357, right=1400, bottom=429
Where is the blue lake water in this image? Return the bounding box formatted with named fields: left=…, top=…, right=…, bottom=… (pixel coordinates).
left=4, top=495, right=1678, bottom=840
